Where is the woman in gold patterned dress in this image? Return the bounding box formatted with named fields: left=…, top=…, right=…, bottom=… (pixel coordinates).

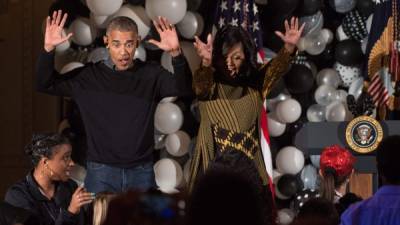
left=188, top=17, right=304, bottom=190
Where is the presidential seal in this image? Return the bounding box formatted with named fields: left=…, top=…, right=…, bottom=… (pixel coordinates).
left=345, top=116, right=383, bottom=154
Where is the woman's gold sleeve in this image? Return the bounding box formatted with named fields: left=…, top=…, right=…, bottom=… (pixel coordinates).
left=260, top=47, right=293, bottom=99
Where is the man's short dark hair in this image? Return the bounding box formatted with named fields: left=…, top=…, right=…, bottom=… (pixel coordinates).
left=376, top=135, right=400, bottom=184
left=106, top=16, right=138, bottom=36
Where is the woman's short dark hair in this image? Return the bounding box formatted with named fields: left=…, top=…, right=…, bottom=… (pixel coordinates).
left=212, top=25, right=258, bottom=79
left=376, top=135, right=400, bottom=184
left=24, top=133, right=70, bottom=167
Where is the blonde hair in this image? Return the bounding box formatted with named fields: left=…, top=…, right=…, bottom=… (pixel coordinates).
left=93, top=192, right=115, bottom=225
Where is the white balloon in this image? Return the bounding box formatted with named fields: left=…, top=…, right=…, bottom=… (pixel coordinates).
left=266, top=93, right=291, bottom=112
left=276, top=99, right=302, bottom=123
left=87, top=47, right=109, bottom=63
left=314, top=84, right=337, bottom=106
left=277, top=208, right=295, bottom=225
left=307, top=104, right=326, bottom=122
left=177, top=11, right=204, bottom=39
left=69, top=17, right=97, bottom=46
left=145, top=0, right=187, bottom=24
left=134, top=44, right=147, bottom=61
left=267, top=113, right=287, bottom=137
left=154, top=102, right=183, bottom=134
left=60, top=62, right=85, bottom=74
left=316, top=68, right=342, bottom=88
left=160, top=96, right=177, bottom=103
left=304, top=32, right=327, bottom=55
left=113, top=5, right=151, bottom=38
left=348, top=77, right=364, bottom=100
left=154, top=158, right=183, bottom=192
left=325, top=101, right=347, bottom=121
left=87, top=0, right=123, bottom=16
left=336, top=25, right=349, bottom=41
left=55, top=29, right=71, bottom=53
left=276, top=146, right=305, bottom=175
left=90, top=12, right=109, bottom=29
left=334, top=89, right=348, bottom=103
left=165, top=131, right=190, bottom=157
left=320, top=28, right=334, bottom=44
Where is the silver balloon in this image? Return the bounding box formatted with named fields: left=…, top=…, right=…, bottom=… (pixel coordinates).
left=307, top=104, right=326, bottom=122
left=134, top=44, right=147, bottom=61
left=329, top=0, right=356, bottom=13
left=266, top=92, right=291, bottom=112
left=325, top=101, right=347, bottom=121
left=320, top=28, right=334, bottom=44
left=314, top=85, right=337, bottom=106
left=304, top=32, right=327, bottom=55
left=316, top=68, right=342, bottom=88
left=348, top=77, right=364, bottom=100
left=299, top=11, right=324, bottom=37
left=334, top=89, right=348, bottom=103
left=177, top=11, right=204, bottom=39
left=154, top=102, right=183, bottom=134
left=310, top=155, right=320, bottom=168
left=301, top=165, right=318, bottom=190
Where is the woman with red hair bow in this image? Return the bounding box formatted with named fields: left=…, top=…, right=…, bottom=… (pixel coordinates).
left=319, top=145, right=356, bottom=203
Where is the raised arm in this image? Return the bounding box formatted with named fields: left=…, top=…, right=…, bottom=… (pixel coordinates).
left=192, top=34, right=215, bottom=98
left=261, top=17, right=304, bottom=99
left=37, top=10, right=83, bottom=97
left=149, top=17, right=193, bottom=98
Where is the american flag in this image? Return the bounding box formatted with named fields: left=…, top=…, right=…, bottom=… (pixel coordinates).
left=214, top=0, right=274, bottom=198
left=365, top=0, right=399, bottom=108
left=367, top=68, right=393, bottom=107
left=214, top=0, right=265, bottom=60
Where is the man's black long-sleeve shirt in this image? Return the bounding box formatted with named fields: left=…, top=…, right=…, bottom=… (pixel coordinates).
left=36, top=51, right=192, bottom=168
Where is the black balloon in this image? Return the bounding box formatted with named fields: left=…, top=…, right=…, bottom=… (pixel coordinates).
left=290, top=189, right=320, bottom=213
left=356, top=0, right=375, bottom=17
left=297, top=0, right=322, bottom=16
left=277, top=174, right=302, bottom=197
left=334, top=39, right=364, bottom=66
left=285, top=64, right=314, bottom=94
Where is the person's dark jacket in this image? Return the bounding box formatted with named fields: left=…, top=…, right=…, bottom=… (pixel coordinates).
left=36, top=51, right=193, bottom=168
left=4, top=172, right=85, bottom=225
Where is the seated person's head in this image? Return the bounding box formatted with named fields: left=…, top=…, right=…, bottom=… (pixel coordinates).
left=25, top=133, right=74, bottom=182
left=103, top=16, right=139, bottom=71
left=187, top=149, right=273, bottom=225
left=92, top=192, right=116, bottom=225
left=376, top=135, right=400, bottom=185
left=293, top=197, right=339, bottom=225
left=319, top=145, right=355, bottom=201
